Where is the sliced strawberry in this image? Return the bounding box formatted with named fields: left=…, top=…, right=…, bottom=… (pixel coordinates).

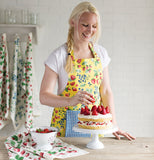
left=106, top=106, right=110, bottom=113
left=97, top=106, right=102, bottom=113
left=92, top=110, right=98, bottom=115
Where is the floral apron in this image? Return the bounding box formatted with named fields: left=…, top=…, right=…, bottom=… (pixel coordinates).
left=51, top=43, right=103, bottom=137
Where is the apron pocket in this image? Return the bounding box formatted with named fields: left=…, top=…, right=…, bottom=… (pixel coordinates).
left=65, top=110, right=91, bottom=137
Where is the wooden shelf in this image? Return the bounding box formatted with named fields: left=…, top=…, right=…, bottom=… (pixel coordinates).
left=0, top=24, right=39, bottom=44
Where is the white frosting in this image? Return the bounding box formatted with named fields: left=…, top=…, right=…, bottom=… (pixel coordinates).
left=78, top=113, right=112, bottom=120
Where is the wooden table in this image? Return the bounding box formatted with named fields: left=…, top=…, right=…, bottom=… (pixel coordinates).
left=0, top=137, right=154, bottom=160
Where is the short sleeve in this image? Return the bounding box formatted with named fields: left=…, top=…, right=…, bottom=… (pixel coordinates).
left=95, top=44, right=111, bottom=69
left=44, top=52, right=58, bottom=74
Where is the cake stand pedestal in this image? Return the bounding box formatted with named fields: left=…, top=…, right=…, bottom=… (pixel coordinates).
left=73, top=125, right=118, bottom=149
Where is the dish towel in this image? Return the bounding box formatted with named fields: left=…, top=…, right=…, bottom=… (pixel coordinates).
left=65, top=110, right=91, bottom=137
left=9, top=35, right=26, bottom=130
left=4, top=131, right=89, bottom=160
left=0, top=33, right=10, bottom=129
left=22, top=32, right=33, bottom=129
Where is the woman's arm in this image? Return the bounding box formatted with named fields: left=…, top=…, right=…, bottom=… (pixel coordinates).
left=100, top=67, right=117, bottom=125
left=100, top=67, right=135, bottom=140
left=40, top=65, right=94, bottom=108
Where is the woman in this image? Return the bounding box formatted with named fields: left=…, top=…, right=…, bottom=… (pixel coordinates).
left=40, top=1, right=135, bottom=140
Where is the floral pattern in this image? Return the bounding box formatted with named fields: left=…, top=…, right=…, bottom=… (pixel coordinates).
left=51, top=43, right=103, bottom=137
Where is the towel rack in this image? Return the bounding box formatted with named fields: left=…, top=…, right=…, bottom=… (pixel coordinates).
left=0, top=24, right=39, bottom=44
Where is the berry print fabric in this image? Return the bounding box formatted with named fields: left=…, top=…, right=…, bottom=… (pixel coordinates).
left=0, top=33, right=10, bottom=129
left=0, top=32, right=33, bottom=130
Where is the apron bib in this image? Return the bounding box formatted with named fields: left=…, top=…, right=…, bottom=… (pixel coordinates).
left=51, top=43, right=103, bottom=137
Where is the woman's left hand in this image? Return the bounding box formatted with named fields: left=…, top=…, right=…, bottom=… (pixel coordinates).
left=113, top=128, right=136, bottom=141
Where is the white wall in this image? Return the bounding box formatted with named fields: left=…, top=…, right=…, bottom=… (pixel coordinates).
left=0, top=0, right=154, bottom=137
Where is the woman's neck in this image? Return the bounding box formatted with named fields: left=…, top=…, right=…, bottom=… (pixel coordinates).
left=73, top=41, right=93, bottom=59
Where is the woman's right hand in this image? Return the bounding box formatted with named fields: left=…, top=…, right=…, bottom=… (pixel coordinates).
left=69, top=91, right=95, bottom=106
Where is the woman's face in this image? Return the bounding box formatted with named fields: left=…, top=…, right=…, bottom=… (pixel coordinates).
left=73, top=12, right=98, bottom=42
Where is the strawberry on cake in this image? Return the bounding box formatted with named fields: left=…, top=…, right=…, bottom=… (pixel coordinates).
left=78, top=105, right=113, bottom=130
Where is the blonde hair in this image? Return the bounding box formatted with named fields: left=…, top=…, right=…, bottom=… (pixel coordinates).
left=65, top=1, right=101, bottom=73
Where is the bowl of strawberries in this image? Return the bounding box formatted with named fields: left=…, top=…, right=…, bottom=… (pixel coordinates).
left=30, top=126, right=58, bottom=150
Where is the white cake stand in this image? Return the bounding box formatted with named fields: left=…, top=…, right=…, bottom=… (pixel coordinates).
left=73, top=125, right=118, bottom=149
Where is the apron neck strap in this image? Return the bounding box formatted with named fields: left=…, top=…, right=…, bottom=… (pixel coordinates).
left=88, top=42, right=97, bottom=58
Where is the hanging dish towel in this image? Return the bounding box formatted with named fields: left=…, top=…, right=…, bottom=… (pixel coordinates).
left=0, top=33, right=10, bottom=129
left=22, top=32, right=33, bottom=129
left=9, top=35, right=26, bottom=130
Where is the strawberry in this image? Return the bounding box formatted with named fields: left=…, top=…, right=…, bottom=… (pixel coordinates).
left=91, top=105, right=97, bottom=112
left=25, top=153, right=30, bottom=157
left=65, top=93, right=70, bottom=97
left=90, top=96, right=95, bottom=103
left=44, top=129, right=49, bottom=133
left=91, top=79, right=95, bottom=84
left=21, top=150, right=25, bottom=155
left=92, top=110, right=98, bottom=115
left=70, top=82, right=75, bottom=86
left=70, top=75, right=76, bottom=80
left=85, top=106, right=90, bottom=111
left=40, top=152, right=44, bottom=157
left=84, top=110, right=90, bottom=115
left=77, top=59, right=81, bottom=63
left=100, top=107, right=106, bottom=115
left=80, top=108, right=85, bottom=114
left=106, top=106, right=110, bottom=113
left=72, top=87, right=77, bottom=91
left=97, top=106, right=102, bottom=113
left=23, top=142, right=27, bottom=146
left=32, top=143, right=37, bottom=147
left=101, top=105, right=105, bottom=110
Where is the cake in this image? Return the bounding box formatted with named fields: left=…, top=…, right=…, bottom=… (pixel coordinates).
left=78, top=105, right=113, bottom=130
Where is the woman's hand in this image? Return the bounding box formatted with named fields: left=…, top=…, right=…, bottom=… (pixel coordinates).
left=69, top=91, right=94, bottom=106
left=113, top=128, right=136, bottom=141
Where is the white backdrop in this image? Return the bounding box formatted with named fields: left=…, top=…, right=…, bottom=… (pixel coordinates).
left=0, top=0, right=154, bottom=137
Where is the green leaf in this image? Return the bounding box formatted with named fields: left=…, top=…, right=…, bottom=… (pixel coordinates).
left=48, top=151, right=57, bottom=154
left=15, top=155, right=19, bottom=159
left=28, top=96, right=32, bottom=100
left=11, top=140, right=16, bottom=146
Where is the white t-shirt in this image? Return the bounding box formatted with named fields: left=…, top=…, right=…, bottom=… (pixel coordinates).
left=45, top=43, right=111, bottom=95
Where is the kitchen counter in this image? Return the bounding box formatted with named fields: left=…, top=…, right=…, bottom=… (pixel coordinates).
left=0, top=137, right=154, bottom=160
